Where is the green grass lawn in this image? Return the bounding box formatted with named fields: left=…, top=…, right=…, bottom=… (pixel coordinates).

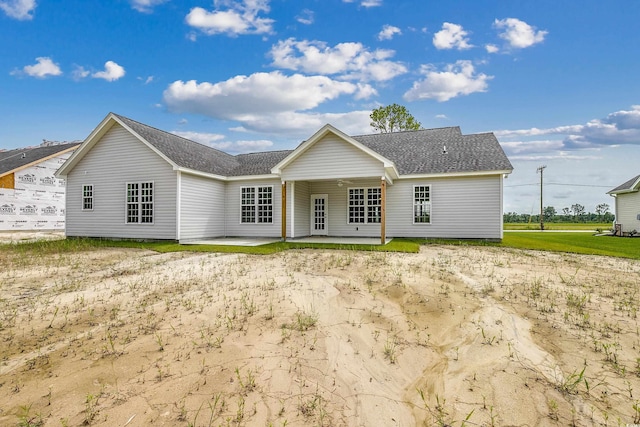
left=3, top=232, right=638, bottom=260
left=504, top=222, right=611, bottom=231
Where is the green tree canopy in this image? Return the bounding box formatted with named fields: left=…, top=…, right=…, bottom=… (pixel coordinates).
left=370, top=104, right=421, bottom=133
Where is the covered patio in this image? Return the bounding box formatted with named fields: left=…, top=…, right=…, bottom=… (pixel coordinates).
left=183, top=236, right=391, bottom=247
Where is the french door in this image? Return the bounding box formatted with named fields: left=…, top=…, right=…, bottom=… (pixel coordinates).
left=310, top=194, right=328, bottom=235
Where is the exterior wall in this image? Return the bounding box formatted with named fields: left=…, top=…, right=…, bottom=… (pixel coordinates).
left=225, top=177, right=283, bottom=237
left=179, top=172, right=225, bottom=240
left=0, top=154, right=71, bottom=231
left=305, top=178, right=383, bottom=237
left=292, top=181, right=310, bottom=238
left=615, top=191, right=640, bottom=233
left=386, top=175, right=504, bottom=239
left=281, top=135, right=384, bottom=181
left=66, top=124, right=177, bottom=239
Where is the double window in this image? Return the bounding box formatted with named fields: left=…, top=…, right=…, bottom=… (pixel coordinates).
left=413, top=185, right=431, bottom=224
left=348, top=188, right=381, bottom=224
left=126, top=182, right=153, bottom=224
left=241, top=186, right=273, bottom=223
left=82, top=185, right=93, bottom=210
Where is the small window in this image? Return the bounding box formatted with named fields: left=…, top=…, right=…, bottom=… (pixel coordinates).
left=82, top=185, right=93, bottom=210
left=413, top=185, right=431, bottom=224
left=241, top=186, right=273, bottom=223
left=126, top=182, right=153, bottom=224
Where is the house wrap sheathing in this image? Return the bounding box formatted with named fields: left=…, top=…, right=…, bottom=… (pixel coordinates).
left=0, top=143, right=80, bottom=231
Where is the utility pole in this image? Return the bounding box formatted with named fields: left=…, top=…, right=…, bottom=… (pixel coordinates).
left=537, top=165, right=547, bottom=230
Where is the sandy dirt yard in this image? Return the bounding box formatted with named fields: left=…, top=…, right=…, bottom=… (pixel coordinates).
left=0, top=242, right=639, bottom=427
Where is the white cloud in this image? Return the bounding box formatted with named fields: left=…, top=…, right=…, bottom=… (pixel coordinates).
left=378, top=24, right=401, bottom=41
left=172, top=130, right=273, bottom=154
left=361, top=0, right=382, bottom=7
left=485, top=44, right=499, bottom=54
left=403, top=60, right=492, bottom=102
left=228, top=110, right=373, bottom=136
left=130, top=0, right=167, bottom=13
left=185, top=0, right=274, bottom=36
left=342, top=0, right=382, bottom=7
left=296, top=9, right=313, bottom=25
left=164, top=72, right=372, bottom=117
left=163, top=72, right=375, bottom=136
left=12, top=57, right=62, bottom=78
left=172, top=131, right=225, bottom=145
left=137, top=75, right=154, bottom=84
left=92, top=61, right=125, bottom=82
left=433, top=22, right=473, bottom=50
left=494, top=18, right=547, bottom=49
left=0, top=0, right=36, bottom=20
left=72, top=65, right=90, bottom=80
left=495, top=106, right=640, bottom=153
left=269, top=38, right=406, bottom=82
left=435, top=114, right=447, bottom=120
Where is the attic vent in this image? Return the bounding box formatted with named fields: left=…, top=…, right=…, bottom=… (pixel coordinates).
left=442, top=145, right=448, bottom=154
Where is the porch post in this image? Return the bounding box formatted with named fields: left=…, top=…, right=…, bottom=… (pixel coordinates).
left=281, top=181, right=287, bottom=241
left=381, top=177, right=386, bottom=245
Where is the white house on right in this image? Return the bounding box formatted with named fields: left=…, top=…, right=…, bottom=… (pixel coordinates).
left=608, top=174, right=640, bottom=236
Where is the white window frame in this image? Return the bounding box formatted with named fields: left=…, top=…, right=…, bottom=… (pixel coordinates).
left=240, top=185, right=273, bottom=224
left=82, top=184, right=93, bottom=211
left=413, top=185, right=431, bottom=224
left=125, top=181, right=154, bottom=224
left=347, top=187, right=381, bottom=224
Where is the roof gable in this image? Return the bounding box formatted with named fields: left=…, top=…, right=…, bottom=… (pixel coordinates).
left=58, top=113, right=240, bottom=177
left=608, top=174, right=640, bottom=195
left=271, top=124, right=396, bottom=176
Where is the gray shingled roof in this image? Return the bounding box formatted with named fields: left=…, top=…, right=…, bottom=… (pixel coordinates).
left=109, top=114, right=512, bottom=177
left=353, top=127, right=513, bottom=175
left=114, top=114, right=240, bottom=176
left=0, top=143, right=81, bottom=175
left=608, top=174, right=640, bottom=194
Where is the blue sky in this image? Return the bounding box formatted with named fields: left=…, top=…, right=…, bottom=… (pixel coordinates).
left=2, top=0, right=640, bottom=214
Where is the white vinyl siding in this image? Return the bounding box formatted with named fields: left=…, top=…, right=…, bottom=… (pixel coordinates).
left=615, top=191, right=640, bottom=233
left=293, top=181, right=310, bottom=238
left=179, top=173, right=225, bottom=241
left=280, top=134, right=384, bottom=181
left=82, top=185, right=93, bottom=210
left=225, top=179, right=282, bottom=237
left=386, top=176, right=504, bottom=239
left=65, top=123, right=177, bottom=239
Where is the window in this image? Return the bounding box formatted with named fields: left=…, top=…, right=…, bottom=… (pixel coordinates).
left=413, top=185, right=431, bottom=224
left=82, top=185, right=93, bottom=210
left=348, top=187, right=381, bottom=224
left=241, top=186, right=273, bottom=223
left=126, top=182, right=153, bottom=224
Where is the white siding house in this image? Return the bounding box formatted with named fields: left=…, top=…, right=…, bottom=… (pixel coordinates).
left=57, top=113, right=513, bottom=242
left=608, top=174, right=640, bottom=235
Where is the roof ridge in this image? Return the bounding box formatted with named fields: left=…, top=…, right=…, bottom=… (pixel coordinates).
left=351, top=126, right=461, bottom=138
left=112, top=113, right=235, bottom=160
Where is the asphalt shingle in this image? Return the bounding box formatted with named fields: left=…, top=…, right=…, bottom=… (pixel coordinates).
left=0, top=143, right=81, bottom=176
left=109, top=114, right=513, bottom=177
left=608, top=174, right=640, bottom=193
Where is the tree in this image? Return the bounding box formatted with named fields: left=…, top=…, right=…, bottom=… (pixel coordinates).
left=370, top=104, right=421, bottom=133
left=543, top=206, right=556, bottom=221
left=595, top=203, right=610, bottom=220
left=571, top=203, right=585, bottom=221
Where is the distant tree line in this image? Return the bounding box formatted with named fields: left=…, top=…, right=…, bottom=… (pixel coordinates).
left=504, top=203, right=615, bottom=223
